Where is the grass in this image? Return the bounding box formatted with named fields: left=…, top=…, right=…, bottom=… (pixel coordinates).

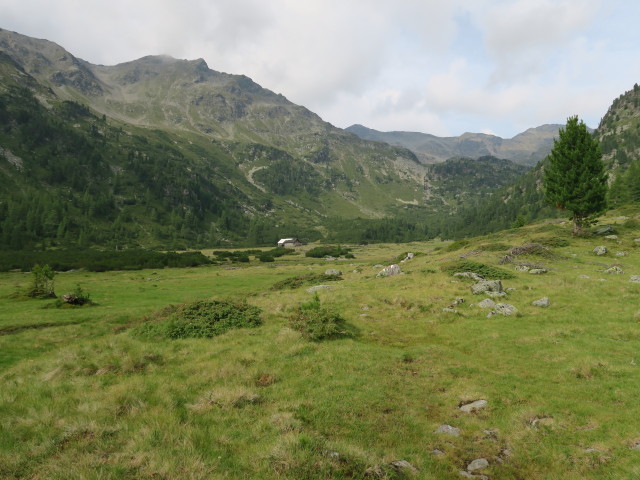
left=1, top=208, right=640, bottom=479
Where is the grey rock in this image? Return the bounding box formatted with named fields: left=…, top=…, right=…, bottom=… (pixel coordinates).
left=578, top=274, right=590, bottom=279
left=471, top=280, right=503, bottom=295
left=595, top=225, right=613, bottom=235
left=593, top=246, right=608, bottom=255
left=451, top=297, right=465, bottom=306
left=454, top=272, right=485, bottom=281
left=306, top=285, right=333, bottom=293
left=604, top=266, right=624, bottom=274
left=324, top=256, right=336, bottom=261
left=478, top=298, right=496, bottom=309
left=604, top=234, right=619, bottom=240
left=431, top=449, right=445, bottom=456
left=467, top=458, right=489, bottom=472
left=459, top=471, right=488, bottom=479
left=515, top=265, right=530, bottom=272
left=442, top=307, right=458, bottom=314
left=616, top=252, right=627, bottom=257
left=405, top=252, right=414, bottom=260
left=494, top=303, right=517, bottom=316
left=436, top=424, right=460, bottom=436
left=634, top=238, right=640, bottom=243
left=377, top=264, right=402, bottom=277
left=460, top=399, right=487, bottom=413
left=486, top=291, right=507, bottom=298
left=390, top=460, right=418, bottom=473
left=630, top=275, right=640, bottom=284
left=532, top=297, right=550, bottom=307
left=324, top=269, right=342, bottom=276
left=529, top=268, right=547, bottom=274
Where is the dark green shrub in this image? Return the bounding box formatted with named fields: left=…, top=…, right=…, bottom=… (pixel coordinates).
left=258, top=253, right=275, bottom=262
left=288, top=295, right=347, bottom=341
left=440, top=260, right=515, bottom=279
left=133, top=299, right=262, bottom=339
left=445, top=239, right=470, bottom=252
left=305, top=245, right=351, bottom=258
left=27, top=264, right=56, bottom=298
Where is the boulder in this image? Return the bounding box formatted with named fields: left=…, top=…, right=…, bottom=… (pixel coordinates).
left=306, top=285, right=333, bottom=293
left=529, top=268, right=547, bottom=274
left=436, top=424, right=460, bottom=436
left=604, top=234, right=619, bottom=240
left=442, top=307, right=458, bottom=314
left=630, top=275, right=640, bottom=284
left=390, top=460, right=418, bottom=473
left=478, top=298, right=496, bottom=309
left=467, top=458, right=489, bottom=472
left=532, top=297, right=550, bottom=307
left=376, top=264, right=402, bottom=277
left=471, top=280, right=503, bottom=295
left=324, top=269, right=342, bottom=276
left=454, top=272, right=485, bottom=281
left=616, top=252, right=627, bottom=257
left=490, top=303, right=518, bottom=317
left=515, top=265, right=530, bottom=272
left=595, top=225, right=613, bottom=235
left=604, top=266, right=624, bottom=274
left=460, top=399, right=487, bottom=413
left=593, top=246, right=607, bottom=256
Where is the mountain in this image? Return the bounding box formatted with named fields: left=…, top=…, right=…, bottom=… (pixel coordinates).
left=595, top=84, right=640, bottom=205
left=0, top=28, right=437, bottom=249
left=346, top=123, right=563, bottom=166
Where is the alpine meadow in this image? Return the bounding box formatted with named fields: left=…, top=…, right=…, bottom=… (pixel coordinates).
left=2, top=22, right=640, bottom=480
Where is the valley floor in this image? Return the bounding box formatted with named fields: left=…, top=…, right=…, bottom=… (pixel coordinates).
left=1, top=209, right=640, bottom=479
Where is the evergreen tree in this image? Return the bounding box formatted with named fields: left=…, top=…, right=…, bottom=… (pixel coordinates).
left=543, top=116, right=608, bottom=234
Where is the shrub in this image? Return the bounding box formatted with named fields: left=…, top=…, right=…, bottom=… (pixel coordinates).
left=258, top=253, right=275, bottom=262
left=133, top=299, right=262, bottom=339
left=54, top=284, right=94, bottom=308
left=440, top=260, right=515, bottom=279
left=445, top=239, right=470, bottom=252
left=305, top=245, right=351, bottom=258
left=288, top=294, right=348, bottom=341
left=27, top=264, right=56, bottom=298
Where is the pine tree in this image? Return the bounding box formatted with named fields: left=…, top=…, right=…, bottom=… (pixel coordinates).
left=543, top=116, right=608, bottom=234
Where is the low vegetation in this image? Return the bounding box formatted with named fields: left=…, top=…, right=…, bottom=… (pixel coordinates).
left=1, top=208, right=640, bottom=479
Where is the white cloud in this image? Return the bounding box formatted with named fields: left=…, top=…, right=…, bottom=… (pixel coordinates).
left=1, top=0, right=639, bottom=138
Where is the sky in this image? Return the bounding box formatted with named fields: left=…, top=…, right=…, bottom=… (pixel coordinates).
left=1, top=0, right=639, bottom=138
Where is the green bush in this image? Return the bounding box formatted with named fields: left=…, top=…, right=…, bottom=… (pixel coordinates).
left=445, top=239, right=470, bottom=252
left=258, top=253, right=275, bottom=262
left=440, top=260, right=515, bottom=279
left=305, top=245, right=351, bottom=258
left=288, top=294, right=348, bottom=341
left=133, top=299, right=262, bottom=339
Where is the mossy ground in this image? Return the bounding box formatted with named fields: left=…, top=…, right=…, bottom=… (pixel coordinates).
left=1, top=209, right=640, bottom=479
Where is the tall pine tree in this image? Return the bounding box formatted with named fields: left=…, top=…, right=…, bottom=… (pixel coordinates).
left=543, top=116, right=607, bottom=234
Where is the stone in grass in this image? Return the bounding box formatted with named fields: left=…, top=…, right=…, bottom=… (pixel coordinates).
left=443, top=307, right=458, bottom=314
left=593, top=246, right=608, bottom=256
left=488, top=303, right=517, bottom=317
left=635, top=238, right=640, bottom=244
left=604, top=266, right=624, bottom=274
left=454, top=272, right=485, bottom=281
left=604, top=234, right=619, bottom=240
left=306, top=285, right=333, bottom=293
left=515, top=265, right=530, bottom=272
left=467, top=458, right=489, bottom=472
left=324, top=268, right=342, bottom=276
left=436, top=424, right=460, bottom=436
left=459, top=399, right=488, bottom=413
left=532, top=297, right=550, bottom=307
left=377, top=264, right=402, bottom=277
left=471, top=280, right=503, bottom=295
left=486, top=291, right=507, bottom=298
left=630, top=275, right=640, bottom=284
left=390, top=460, right=418, bottom=473
left=616, top=252, right=627, bottom=257
left=595, top=225, right=613, bottom=235
left=477, top=298, right=496, bottom=309
left=529, top=268, right=547, bottom=274
left=459, top=471, right=488, bottom=480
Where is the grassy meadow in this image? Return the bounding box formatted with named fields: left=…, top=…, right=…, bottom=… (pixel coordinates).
left=2, top=209, right=640, bottom=479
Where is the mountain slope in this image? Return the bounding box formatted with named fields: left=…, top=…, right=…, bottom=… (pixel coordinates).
left=347, top=123, right=563, bottom=166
